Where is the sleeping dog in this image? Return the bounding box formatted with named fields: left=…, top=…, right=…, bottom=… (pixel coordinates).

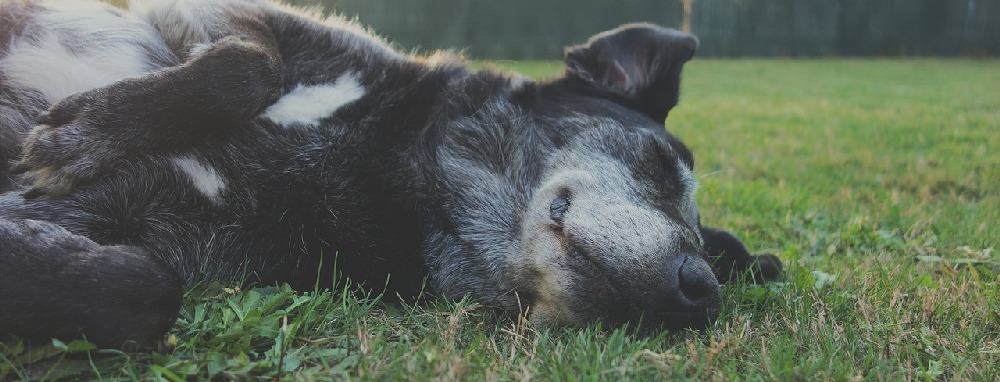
left=0, top=0, right=780, bottom=348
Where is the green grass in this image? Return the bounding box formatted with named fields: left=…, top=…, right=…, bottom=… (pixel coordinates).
left=3, top=59, right=997, bottom=380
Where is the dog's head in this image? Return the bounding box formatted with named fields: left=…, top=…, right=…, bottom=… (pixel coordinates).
left=419, top=24, right=717, bottom=331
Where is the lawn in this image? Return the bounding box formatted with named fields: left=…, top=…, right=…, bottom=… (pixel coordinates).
left=2, top=59, right=997, bottom=381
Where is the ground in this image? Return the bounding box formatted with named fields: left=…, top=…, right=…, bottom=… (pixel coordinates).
left=1, top=59, right=997, bottom=381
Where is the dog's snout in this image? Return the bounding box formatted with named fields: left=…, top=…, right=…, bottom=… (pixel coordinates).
left=675, top=254, right=718, bottom=307
left=631, top=253, right=722, bottom=331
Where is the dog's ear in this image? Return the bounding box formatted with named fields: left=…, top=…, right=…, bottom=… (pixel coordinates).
left=564, top=23, right=697, bottom=122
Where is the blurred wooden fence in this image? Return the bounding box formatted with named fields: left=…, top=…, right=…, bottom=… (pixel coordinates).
left=107, top=0, right=998, bottom=58
left=285, top=0, right=685, bottom=59
left=691, top=0, right=999, bottom=56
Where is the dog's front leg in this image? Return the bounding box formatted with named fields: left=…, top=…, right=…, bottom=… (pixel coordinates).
left=13, top=8, right=282, bottom=198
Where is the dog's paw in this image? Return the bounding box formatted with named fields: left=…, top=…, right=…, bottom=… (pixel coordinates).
left=750, top=254, right=783, bottom=282
left=12, top=89, right=129, bottom=198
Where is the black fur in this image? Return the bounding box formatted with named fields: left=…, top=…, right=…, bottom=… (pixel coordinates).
left=0, top=219, right=181, bottom=349
left=0, top=0, right=780, bottom=348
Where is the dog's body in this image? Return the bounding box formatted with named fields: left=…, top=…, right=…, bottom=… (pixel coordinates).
left=0, top=0, right=780, bottom=348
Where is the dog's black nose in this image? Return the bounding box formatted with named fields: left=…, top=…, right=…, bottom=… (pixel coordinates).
left=676, top=254, right=719, bottom=307
left=642, top=253, right=721, bottom=331
left=677, top=255, right=719, bottom=309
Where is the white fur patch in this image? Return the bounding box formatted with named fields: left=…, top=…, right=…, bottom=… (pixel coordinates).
left=263, top=73, right=366, bottom=127
left=172, top=155, right=226, bottom=204
left=187, top=42, right=213, bottom=58
left=0, top=2, right=159, bottom=103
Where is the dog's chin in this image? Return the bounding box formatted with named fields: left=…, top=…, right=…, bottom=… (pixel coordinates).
left=659, top=311, right=719, bottom=330
left=610, top=309, right=720, bottom=337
